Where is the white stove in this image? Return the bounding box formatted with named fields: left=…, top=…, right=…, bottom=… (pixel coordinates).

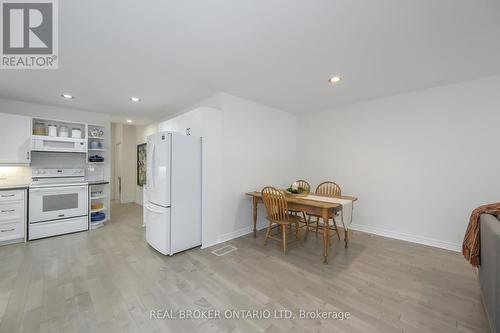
left=29, top=168, right=89, bottom=240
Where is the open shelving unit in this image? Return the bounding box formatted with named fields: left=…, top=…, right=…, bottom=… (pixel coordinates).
left=31, top=118, right=88, bottom=153
left=87, top=125, right=106, bottom=163
left=87, top=124, right=110, bottom=230
left=32, top=118, right=86, bottom=138
left=91, top=206, right=107, bottom=213
left=89, top=183, right=109, bottom=229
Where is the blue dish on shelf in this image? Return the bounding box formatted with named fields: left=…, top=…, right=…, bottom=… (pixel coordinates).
left=91, top=212, right=106, bottom=222
left=89, top=155, right=104, bottom=162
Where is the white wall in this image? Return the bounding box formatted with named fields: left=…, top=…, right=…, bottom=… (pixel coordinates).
left=121, top=125, right=137, bottom=203
left=297, top=75, right=500, bottom=251
left=111, top=123, right=137, bottom=203
left=159, top=93, right=297, bottom=248
left=110, top=123, right=116, bottom=200
left=217, top=94, right=297, bottom=246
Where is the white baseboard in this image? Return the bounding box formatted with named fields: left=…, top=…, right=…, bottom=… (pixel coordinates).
left=350, top=223, right=461, bottom=252
left=201, top=222, right=267, bottom=249
left=201, top=222, right=462, bottom=253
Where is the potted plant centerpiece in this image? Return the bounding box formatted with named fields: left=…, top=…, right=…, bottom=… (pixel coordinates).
left=285, top=182, right=309, bottom=197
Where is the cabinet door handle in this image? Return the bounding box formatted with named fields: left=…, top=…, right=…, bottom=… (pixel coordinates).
left=27, top=151, right=30, bottom=161
left=1, top=194, right=15, bottom=197
left=1, top=228, right=15, bottom=233
left=1, top=209, right=15, bottom=213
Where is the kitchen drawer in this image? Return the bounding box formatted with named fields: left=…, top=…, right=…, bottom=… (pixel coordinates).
left=0, top=219, right=24, bottom=242
left=0, top=190, right=25, bottom=202
left=0, top=200, right=24, bottom=220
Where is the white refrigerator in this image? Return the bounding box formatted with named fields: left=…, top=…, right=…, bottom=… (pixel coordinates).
left=144, top=131, right=202, bottom=255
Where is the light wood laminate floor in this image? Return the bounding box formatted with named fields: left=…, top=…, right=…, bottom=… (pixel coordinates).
left=0, top=202, right=489, bottom=333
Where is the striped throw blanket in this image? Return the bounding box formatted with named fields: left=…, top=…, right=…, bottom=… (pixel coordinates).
left=463, top=202, right=500, bottom=267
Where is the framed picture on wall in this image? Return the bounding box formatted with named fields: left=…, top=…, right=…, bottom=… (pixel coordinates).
left=137, top=143, right=147, bottom=186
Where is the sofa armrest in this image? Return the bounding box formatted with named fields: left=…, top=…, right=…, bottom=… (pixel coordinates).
left=479, top=213, right=500, bottom=333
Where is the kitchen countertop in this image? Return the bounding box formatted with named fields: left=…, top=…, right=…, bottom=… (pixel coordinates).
left=0, top=183, right=30, bottom=190
left=87, top=180, right=110, bottom=185
left=1, top=181, right=110, bottom=189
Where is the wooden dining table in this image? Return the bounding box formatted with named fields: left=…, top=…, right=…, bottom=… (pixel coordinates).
left=246, top=191, right=358, bottom=263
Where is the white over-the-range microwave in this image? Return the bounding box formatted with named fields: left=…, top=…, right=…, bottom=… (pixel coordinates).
left=32, top=135, right=87, bottom=153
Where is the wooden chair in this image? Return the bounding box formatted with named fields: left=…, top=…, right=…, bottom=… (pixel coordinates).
left=306, top=181, right=342, bottom=240
left=288, top=180, right=310, bottom=220
left=261, top=186, right=301, bottom=254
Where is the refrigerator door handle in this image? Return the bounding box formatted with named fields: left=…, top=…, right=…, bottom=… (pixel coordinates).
left=145, top=203, right=167, bottom=214
left=146, top=140, right=154, bottom=189
left=149, top=142, right=156, bottom=188
left=146, top=141, right=151, bottom=188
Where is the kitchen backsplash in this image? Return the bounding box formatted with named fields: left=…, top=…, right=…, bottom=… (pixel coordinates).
left=1, top=154, right=104, bottom=185
left=0, top=166, right=31, bottom=186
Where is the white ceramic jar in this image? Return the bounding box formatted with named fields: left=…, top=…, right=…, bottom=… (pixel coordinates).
left=71, top=128, right=82, bottom=139
left=58, top=125, right=69, bottom=137
left=48, top=124, right=57, bottom=137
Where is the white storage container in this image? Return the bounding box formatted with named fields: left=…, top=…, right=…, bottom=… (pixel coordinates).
left=58, top=125, right=69, bottom=137
left=48, top=124, right=57, bottom=137
left=71, top=128, right=82, bottom=139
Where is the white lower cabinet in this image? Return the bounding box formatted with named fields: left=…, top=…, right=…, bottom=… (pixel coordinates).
left=0, top=219, right=24, bottom=241
left=0, top=190, right=25, bottom=201
left=0, top=189, right=26, bottom=244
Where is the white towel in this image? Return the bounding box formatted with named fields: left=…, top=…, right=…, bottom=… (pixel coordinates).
left=302, top=195, right=354, bottom=229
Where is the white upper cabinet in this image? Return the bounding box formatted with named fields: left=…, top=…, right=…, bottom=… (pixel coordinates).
left=0, top=113, right=31, bottom=165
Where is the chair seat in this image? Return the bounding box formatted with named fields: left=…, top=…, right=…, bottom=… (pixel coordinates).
left=288, top=209, right=307, bottom=218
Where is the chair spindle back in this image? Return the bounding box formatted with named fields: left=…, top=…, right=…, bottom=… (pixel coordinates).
left=315, top=181, right=341, bottom=197
left=292, top=180, right=310, bottom=192
left=261, top=186, right=288, bottom=222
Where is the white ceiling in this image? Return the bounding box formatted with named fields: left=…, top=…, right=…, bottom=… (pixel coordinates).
left=1, top=0, right=499, bottom=124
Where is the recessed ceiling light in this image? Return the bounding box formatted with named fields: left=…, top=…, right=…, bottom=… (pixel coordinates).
left=61, top=93, right=74, bottom=99
left=130, top=97, right=141, bottom=102
left=329, top=76, right=342, bottom=84
left=126, top=119, right=132, bottom=123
